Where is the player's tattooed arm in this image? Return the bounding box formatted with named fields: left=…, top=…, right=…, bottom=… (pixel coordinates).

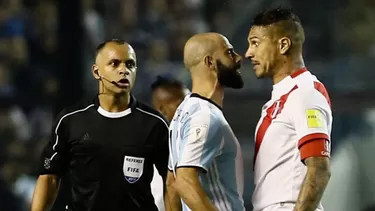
left=294, top=157, right=331, bottom=211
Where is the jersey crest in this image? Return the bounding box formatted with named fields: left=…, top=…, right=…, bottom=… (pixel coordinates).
left=123, top=156, right=145, bottom=183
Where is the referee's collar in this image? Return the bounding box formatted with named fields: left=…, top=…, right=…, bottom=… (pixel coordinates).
left=93, top=94, right=138, bottom=112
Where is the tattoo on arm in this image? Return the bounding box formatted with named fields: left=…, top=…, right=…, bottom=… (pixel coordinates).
left=294, top=157, right=331, bottom=211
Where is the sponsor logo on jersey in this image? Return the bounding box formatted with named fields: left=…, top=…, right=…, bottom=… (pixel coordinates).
left=306, top=109, right=324, bottom=128
left=123, top=156, right=145, bottom=183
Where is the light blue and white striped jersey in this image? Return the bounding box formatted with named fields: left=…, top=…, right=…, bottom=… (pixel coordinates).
left=168, top=93, right=245, bottom=211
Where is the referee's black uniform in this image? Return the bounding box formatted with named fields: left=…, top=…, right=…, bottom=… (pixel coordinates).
left=39, top=95, right=169, bottom=211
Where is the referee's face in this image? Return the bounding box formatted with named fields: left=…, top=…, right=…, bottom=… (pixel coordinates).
left=94, top=42, right=137, bottom=94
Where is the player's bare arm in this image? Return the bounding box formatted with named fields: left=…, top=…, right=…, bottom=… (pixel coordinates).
left=165, top=171, right=182, bottom=211
left=174, top=167, right=218, bottom=211
left=294, top=157, right=331, bottom=211
left=31, top=174, right=61, bottom=211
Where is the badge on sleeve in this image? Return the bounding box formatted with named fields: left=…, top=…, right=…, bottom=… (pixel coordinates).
left=305, top=109, right=323, bottom=128
left=123, top=156, right=145, bottom=183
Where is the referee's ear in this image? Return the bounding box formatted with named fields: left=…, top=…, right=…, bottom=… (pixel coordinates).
left=92, top=65, right=100, bottom=80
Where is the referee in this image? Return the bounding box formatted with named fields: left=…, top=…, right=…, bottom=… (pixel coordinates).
left=31, top=39, right=169, bottom=211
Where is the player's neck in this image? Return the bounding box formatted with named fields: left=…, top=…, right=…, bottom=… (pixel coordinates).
left=272, top=57, right=305, bottom=84
left=191, top=78, right=224, bottom=108
left=98, top=92, right=130, bottom=112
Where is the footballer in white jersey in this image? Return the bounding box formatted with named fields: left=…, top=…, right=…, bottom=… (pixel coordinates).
left=169, top=94, right=245, bottom=211
left=165, top=32, right=245, bottom=211
left=246, top=8, right=332, bottom=211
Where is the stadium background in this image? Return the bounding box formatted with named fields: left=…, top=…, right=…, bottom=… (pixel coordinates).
left=1, top=0, right=375, bottom=210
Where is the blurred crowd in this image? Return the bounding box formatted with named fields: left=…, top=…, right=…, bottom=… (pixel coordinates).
left=0, top=0, right=59, bottom=210
left=1, top=0, right=375, bottom=210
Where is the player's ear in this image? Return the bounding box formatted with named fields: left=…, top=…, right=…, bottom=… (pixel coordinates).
left=279, top=37, right=291, bottom=55
left=203, top=55, right=215, bottom=70
left=92, top=64, right=100, bottom=80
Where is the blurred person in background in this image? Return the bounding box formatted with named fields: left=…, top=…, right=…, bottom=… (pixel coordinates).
left=246, top=8, right=332, bottom=211
left=150, top=75, right=189, bottom=211
left=151, top=75, right=188, bottom=122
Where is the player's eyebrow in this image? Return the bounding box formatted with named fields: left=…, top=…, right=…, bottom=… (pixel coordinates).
left=248, top=36, right=261, bottom=44
left=248, top=35, right=259, bottom=41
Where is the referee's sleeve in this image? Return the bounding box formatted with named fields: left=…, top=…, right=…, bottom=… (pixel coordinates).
left=152, top=119, right=169, bottom=179
left=39, top=109, right=70, bottom=176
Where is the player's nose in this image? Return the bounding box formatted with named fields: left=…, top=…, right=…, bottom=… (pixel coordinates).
left=235, top=54, right=242, bottom=63
left=245, top=47, right=253, bottom=59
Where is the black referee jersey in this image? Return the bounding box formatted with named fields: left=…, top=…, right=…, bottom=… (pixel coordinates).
left=39, top=95, right=169, bottom=211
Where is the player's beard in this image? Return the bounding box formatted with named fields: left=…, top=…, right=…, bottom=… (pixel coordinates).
left=216, top=60, right=244, bottom=89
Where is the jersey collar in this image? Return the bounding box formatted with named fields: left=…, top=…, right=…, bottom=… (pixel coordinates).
left=93, top=94, right=138, bottom=112
left=272, top=67, right=308, bottom=96
left=290, top=67, right=307, bottom=78
left=190, top=93, right=223, bottom=111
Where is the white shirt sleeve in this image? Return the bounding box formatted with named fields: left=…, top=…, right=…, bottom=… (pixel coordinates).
left=151, top=165, right=165, bottom=211
left=168, top=155, right=173, bottom=171
left=288, top=88, right=332, bottom=148
left=176, top=110, right=222, bottom=171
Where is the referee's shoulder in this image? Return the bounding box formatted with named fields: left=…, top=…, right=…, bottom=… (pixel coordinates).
left=54, top=98, right=95, bottom=122
left=135, top=101, right=169, bottom=129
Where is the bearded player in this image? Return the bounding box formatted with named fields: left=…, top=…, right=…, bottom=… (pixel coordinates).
left=166, top=32, right=245, bottom=211
left=245, top=8, right=332, bottom=211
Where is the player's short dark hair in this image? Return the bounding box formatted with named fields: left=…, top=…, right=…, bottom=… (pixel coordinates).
left=95, top=39, right=127, bottom=56
left=252, top=8, right=301, bottom=26
left=151, top=75, right=184, bottom=91
left=252, top=8, right=305, bottom=43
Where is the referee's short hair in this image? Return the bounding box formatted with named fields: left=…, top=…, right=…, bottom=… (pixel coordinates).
left=151, top=75, right=184, bottom=91
left=95, top=39, right=127, bottom=56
